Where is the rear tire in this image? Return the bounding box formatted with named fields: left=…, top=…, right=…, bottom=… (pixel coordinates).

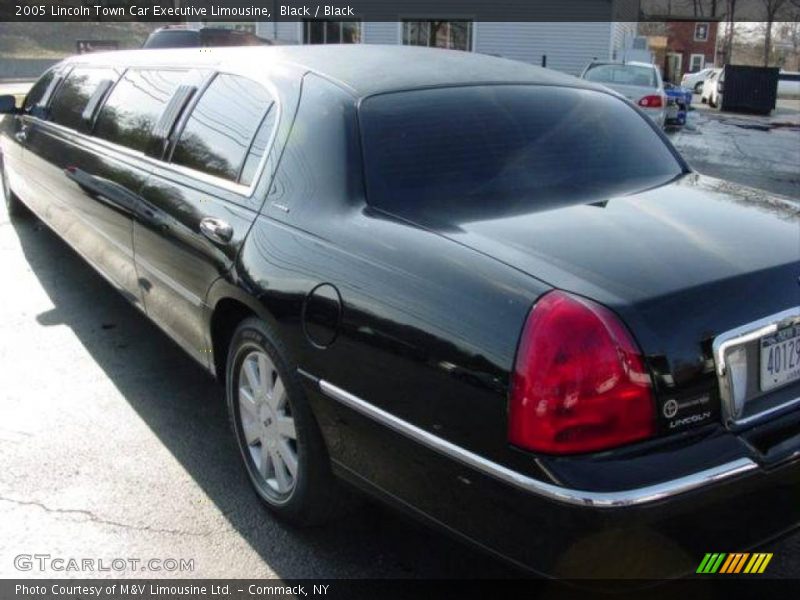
left=694, top=82, right=703, bottom=94
left=1, top=162, right=27, bottom=219
left=226, top=317, right=346, bottom=526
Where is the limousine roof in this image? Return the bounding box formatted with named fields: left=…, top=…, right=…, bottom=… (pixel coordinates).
left=58, top=44, right=595, bottom=98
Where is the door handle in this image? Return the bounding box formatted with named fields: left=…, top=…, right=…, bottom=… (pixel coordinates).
left=199, top=217, right=233, bottom=244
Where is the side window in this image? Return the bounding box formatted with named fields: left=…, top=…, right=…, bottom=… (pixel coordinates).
left=171, top=74, right=274, bottom=183
left=94, top=70, right=189, bottom=153
left=49, top=67, right=119, bottom=130
left=239, top=105, right=277, bottom=186
left=22, top=69, right=56, bottom=115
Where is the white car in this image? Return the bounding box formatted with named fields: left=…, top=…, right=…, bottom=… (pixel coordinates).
left=681, top=67, right=715, bottom=94
left=580, top=61, right=667, bottom=128
left=701, top=68, right=724, bottom=108
left=778, top=71, right=800, bottom=99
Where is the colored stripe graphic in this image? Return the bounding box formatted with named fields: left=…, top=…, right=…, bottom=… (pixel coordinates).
left=699, top=553, right=727, bottom=573
left=697, top=553, right=713, bottom=574
left=733, top=553, right=749, bottom=573
left=699, top=553, right=773, bottom=574
left=719, top=554, right=736, bottom=573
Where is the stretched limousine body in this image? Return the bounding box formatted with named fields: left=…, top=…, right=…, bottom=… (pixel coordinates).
left=1, top=46, right=798, bottom=577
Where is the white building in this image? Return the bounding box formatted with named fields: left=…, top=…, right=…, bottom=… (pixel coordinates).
left=194, top=19, right=640, bottom=77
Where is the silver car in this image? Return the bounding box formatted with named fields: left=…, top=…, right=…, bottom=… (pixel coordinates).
left=580, top=61, right=667, bottom=128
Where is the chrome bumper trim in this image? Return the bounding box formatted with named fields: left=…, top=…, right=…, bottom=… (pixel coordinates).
left=318, top=379, right=758, bottom=508
left=713, top=307, right=800, bottom=427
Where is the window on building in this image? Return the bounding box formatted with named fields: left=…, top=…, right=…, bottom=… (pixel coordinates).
left=694, top=23, right=710, bottom=42
left=94, top=70, right=189, bottom=153
left=689, top=54, right=706, bottom=73
left=49, top=67, right=119, bottom=130
left=303, top=20, right=361, bottom=44
left=172, top=74, right=275, bottom=183
left=402, top=20, right=473, bottom=51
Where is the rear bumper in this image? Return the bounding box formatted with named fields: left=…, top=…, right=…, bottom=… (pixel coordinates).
left=642, top=106, right=666, bottom=127
left=308, top=377, right=800, bottom=577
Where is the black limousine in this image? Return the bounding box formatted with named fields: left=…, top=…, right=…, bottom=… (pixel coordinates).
left=1, top=46, right=798, bottom=577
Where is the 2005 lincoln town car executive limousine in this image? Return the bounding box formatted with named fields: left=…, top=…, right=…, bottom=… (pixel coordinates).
left=1, top=46, right=798, bottom=577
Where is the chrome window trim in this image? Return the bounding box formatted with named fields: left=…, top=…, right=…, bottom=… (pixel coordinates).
left=27, top=70, right=282, bottom=200
left=713, top=307, right=800, bottom=427
left=317, top=379, right=758, bottom=508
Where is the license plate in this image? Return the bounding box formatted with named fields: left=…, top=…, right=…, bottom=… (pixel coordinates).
left=760, top=324, right=800, bottom=392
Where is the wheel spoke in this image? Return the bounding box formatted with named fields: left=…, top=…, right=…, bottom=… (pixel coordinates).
left=278, top=439, right=298, bottom=477
left=269, top=377, right=285, bottom=410
left=239, top=387, right=259, bottom=419
left=271, top=449, right=291, bottom=492
left=243, top=358, right=261, bottom=395
left=259, top=442, right=271, bottom=478
left=276, top=415, right=296, bottom=440
left=242, top=420, right=261, bottom=446
left=257, top=353, right=271, bottom=398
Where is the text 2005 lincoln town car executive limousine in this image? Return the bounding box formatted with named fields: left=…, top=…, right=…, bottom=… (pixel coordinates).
left=1, top=46, right=798, bottom=577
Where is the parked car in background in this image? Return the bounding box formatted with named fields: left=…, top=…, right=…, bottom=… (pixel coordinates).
left=701, top=68, right=724, bottom=108
left=580, top=61, right=667, bottom=127
left=664, top=83, right=692, bottom=126
left=681, top=67, right=715, bottom=94
left=778, top=71, right=800, bottom=99
left=2, top=46, right=799, bottom=579
left=143, top=26, right=272, bottom=49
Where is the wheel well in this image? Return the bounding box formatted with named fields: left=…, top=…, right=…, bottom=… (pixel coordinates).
left=210, top=298, right=256, bottom=385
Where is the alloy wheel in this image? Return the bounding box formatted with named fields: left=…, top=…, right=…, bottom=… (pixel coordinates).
left=237, top=350, right=298, bottom=500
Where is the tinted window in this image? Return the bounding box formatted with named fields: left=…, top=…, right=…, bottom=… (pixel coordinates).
left=584, top=64, right=657, bottom=88
left=360, top=86, right=683, bottom=218
left=239, top=105, right=276, bottom=186
left=23, top=69, right=55, bottom=114
left=94, top=70, right=188, bottom=152
left=172, top=74, right=273, bottom=182
left=50, top=67, right=119, bottom=130
left=144, top=30, right=199, bottom=49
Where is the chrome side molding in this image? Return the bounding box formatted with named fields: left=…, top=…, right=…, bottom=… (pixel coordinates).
left=318, top=379, right=758, bottom=508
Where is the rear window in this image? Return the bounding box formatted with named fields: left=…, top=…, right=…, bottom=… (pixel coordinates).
left=144, top=30, right=198, bottom=49
left=583, top=64, right=658, bottom=88
left=360, top=86, right=683, bottom=217
left=50, top=67, right=119, bottom=130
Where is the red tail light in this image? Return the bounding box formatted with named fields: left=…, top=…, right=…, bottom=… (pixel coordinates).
left=508, top=291, right=656, bottom=455
left=638, top=95, right=664, bottom=108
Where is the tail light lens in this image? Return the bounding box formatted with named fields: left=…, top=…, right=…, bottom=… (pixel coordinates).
left=638, top=95, right=664, bottom=108
left=508, top=291, right=656, bottom=455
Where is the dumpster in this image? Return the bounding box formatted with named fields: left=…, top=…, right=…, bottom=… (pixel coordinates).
left=720, top=65, right=779, bottom=115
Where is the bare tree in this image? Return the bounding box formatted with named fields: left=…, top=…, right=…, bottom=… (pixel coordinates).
left=762, top=0, right=788, bottom=66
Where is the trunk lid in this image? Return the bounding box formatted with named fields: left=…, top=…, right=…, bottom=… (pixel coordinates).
left=409, top=174, right=800, bottom=431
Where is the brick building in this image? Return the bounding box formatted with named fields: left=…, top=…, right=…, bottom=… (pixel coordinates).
left=662, top=19, right=720, bottom=83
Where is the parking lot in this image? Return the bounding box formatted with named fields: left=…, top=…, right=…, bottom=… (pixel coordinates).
left=0, top=83, right=798, bottom=579
left=669, top=96, right=800, bottom=198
